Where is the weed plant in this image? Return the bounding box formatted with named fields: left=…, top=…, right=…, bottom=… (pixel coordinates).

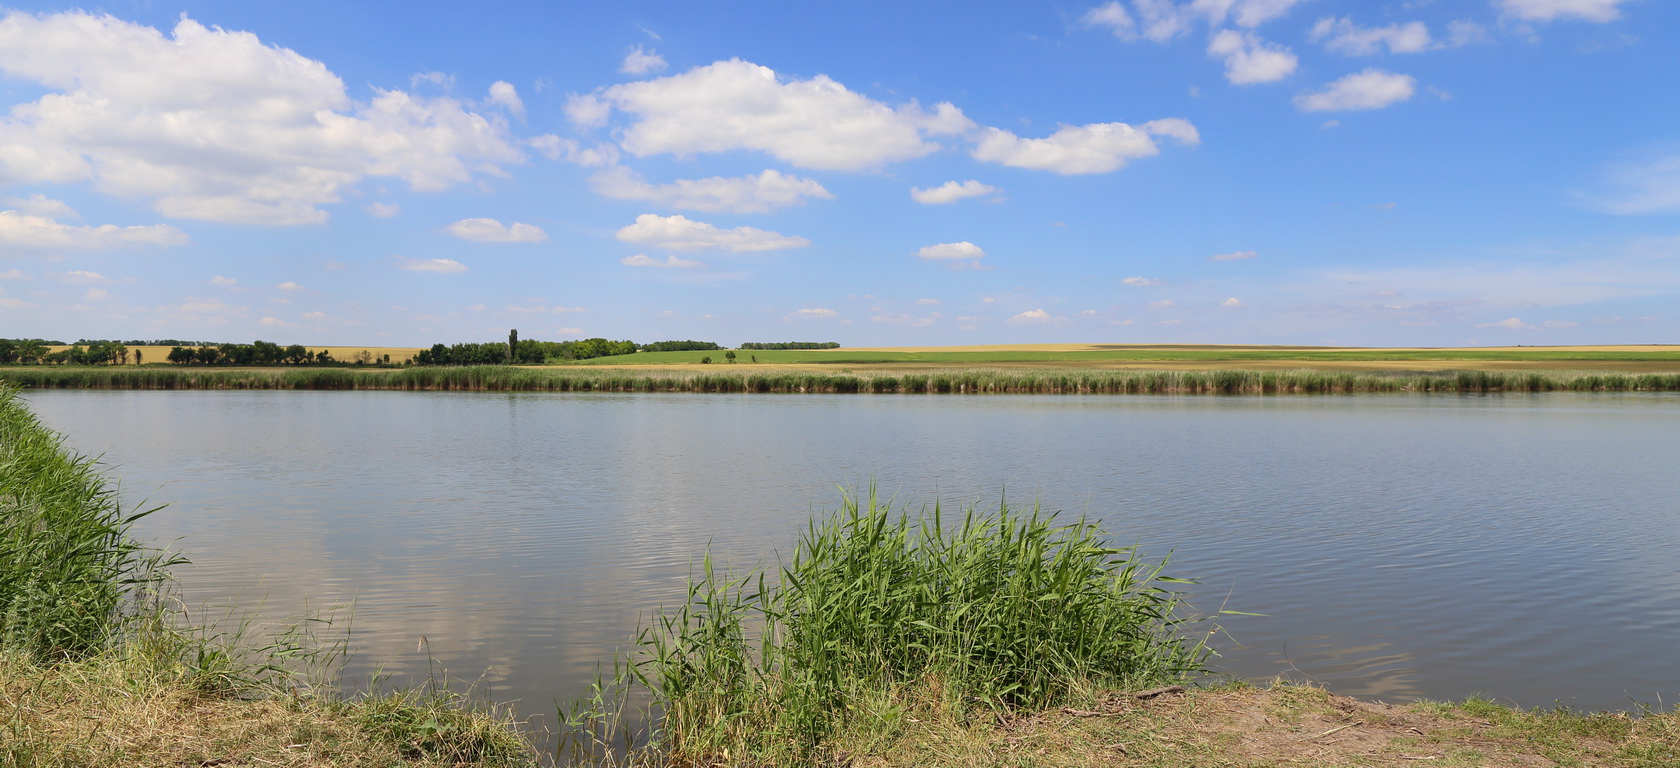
left=569, top=491, right=1214, bottom=765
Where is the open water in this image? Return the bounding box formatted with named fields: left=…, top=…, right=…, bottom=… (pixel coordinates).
left=24, top=389, right=1680, bottom=735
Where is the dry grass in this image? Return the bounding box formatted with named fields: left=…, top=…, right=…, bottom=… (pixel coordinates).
left=830, top=682, right=1679, bottom=768
left=0, top=649, right=537, bottom=768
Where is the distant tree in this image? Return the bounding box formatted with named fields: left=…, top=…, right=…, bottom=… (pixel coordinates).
left=134, top=349, right=143, bottom=365
left=316, top=348, right=334, bottom=364
left=700, top=356, right=712, bottom=364
left=751, top=355, right=758, bottom=363
left=725, top=350, right=737, bottom=363
left=508, top=328, right=518, bottom=362
left=353, top=349, right=373, bottom=365
left=284, top=344, right=308, bottom=365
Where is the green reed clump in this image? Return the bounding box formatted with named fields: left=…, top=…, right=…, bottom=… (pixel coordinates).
left=0, top=384, right=175, bottom=660
left=613, top=491, right=1210, bottom=763
left=8, top=365, right=1680, bottom=394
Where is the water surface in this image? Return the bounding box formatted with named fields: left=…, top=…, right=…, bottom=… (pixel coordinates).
left=25, top=390, right=1680, bottom=730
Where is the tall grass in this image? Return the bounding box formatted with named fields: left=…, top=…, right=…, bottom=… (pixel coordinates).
left=7, top=365, right=1680, bottom=394
left=571, top=491, right=1212, bottom=764
left=0, top=384, right=176, bottom=660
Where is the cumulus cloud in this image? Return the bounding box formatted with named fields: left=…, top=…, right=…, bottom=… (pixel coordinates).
left=486, top=81, right=524, bottom=117
left=276, top=281, right=304, bottom=291
left=1208, top=250, right=1257, bottom=261
left=615, top=213, right=809, bottom=251
left=398, top=257, right=467, bottom=273
left=1007, top=308, right=1061, bottom=325
left=1476, top=317, right=1535, bottom=330
left=1147, top=299, right=1177, bottom=308
left=915, top=298, right=942, bottom=305
left=1497, top=0, right=1628, bottom=23
left=1081, top=0, right=1311, bottom=41
left=910, top=180, right=1000, bottom=204
left=0, top=211, right=188, bottom=249
left=1207, top=30, right=1298, bottom=84
left=590, top=167, right=832, bottom=213
left=0, top=11, right=524, bottom=225
left=620, top=45, right=667, bottom=75
left=1310, top=17, right=1433, bottom=55
left=1221, top=297, right=1243, bottom=307
left=1121, top=276, right=1163, bottom=286
left=365, top=202, right=401, bottom=218
left=445, top=218, right=548, bottom=243
left=1295, top=69, right=1417, bottom=111
left=577, top=59, right=974, bottom=171
left=792, top=308, right=837, bottom=318
left=528, top=135, right=619, bottom=167
left=60, top=269, right=108, bottom=284
left=621, top=253, right=705, bottom=269
left=914, top=241, right=987, bottom=269
left=3, top=193, right=77, bottom=219
left=210, top=275, right=238, bottom=286
left=0, top=268, right=29, bottom=280
left=972, top=119, right=1198, bottom=174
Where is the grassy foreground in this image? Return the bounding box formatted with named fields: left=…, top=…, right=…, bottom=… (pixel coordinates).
left=0, top=384, right=536, bottom=767
left=7, top=365, right=1680, bottom=394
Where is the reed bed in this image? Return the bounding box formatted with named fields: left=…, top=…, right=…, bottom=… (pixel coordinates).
left=6, top=365, right=1680, bottom=394
left=0, top=384, right=175, bottom=660
left=566, top=491, right=1212, bottom=765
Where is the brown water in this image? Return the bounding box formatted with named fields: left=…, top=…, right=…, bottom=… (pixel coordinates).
left=24, top=389, right=1680, bottom=739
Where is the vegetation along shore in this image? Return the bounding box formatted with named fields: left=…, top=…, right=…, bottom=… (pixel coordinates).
left=4, top=364, right=1680, bottom=394
left=5, top=385, right=1677, bottom=766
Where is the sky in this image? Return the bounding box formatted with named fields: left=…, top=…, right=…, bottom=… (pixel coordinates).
left=0, top=0, right=1676, bottom=348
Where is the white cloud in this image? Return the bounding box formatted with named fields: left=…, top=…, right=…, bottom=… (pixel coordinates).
left=1295, top=69, right=1417, bottom=111
left=0, top=11, right=523, bottom=225
left=972, top=119, right=1198, bottom=175
left=1007, top=308, right=1061, bottom=325
left=563, top=93, right=612, bottom=128
left=83, top=287, right=108, bottom=301
left=914, top=242, right=986, bottom=270
left=1081, top=0, right=1310, bottom=41
left=1497, top=0, right=1628, bottom=23
left=528, top=135, right=619, bottom=167
left=915, top=298, right=942, bottom=305
left=365, top=202, right=401, bottom=218
left=258, top=316, right=296, bottom=328
left=1147, top=299, right=1177, bottom=308
left=1208, top=250, right=1257, bottom=261
left=620, top=45, right=667, bottom=75
left=486, top=81, right=524, bottom=118
left=1207, top=30, right=1298, bottom=84
left=277, top=281, right=304, bottom=291
left=1310, top=17, right=1433, bottom=55
left=60, top=269, right=108, bottom=284
left=793, top=308, right=837, bottom=318
left=445, top=218, right=548, bottom=243
left=210, top=275, right=238, bottom=286
left=1591, top=154, right=1680, bottom=215
left=399, top=257, right=467, bottom=273
left=615, top=213, right=809, bottom=251
left=177, top=299, right=231, bottom=315
left=1446, top=20, right=1490, bottom=47
left=0, top=268, right=27, bottom=280
left=0, top=211, right=188, bottom=249
left=910, top=180, right=1000, bottom=204
left=1121, top=276, right=1164, bottom=286
left=621, top=253, right=705, bottom=269
left=581, top=59, right=974, bottom=171
left=590, top=167, right=832, bottom=213
left=1476, top=317, right=1535, bottom=330
left=1221, top=297, right=1243, bottom=307
left=3, top=193, right=77, bottom=218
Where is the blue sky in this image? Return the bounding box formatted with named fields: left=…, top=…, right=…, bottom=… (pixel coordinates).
left=0, top=0, right=1676, bottom=347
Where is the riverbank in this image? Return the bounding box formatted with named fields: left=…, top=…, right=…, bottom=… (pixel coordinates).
left=6, top=365, right=1680, bottom=393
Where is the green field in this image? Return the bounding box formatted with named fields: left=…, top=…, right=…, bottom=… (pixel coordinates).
left=566, top=344, right=1680, bottom=368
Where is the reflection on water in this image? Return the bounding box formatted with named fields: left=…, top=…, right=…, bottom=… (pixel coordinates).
left=24, top=390, right=1680, bottom=730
